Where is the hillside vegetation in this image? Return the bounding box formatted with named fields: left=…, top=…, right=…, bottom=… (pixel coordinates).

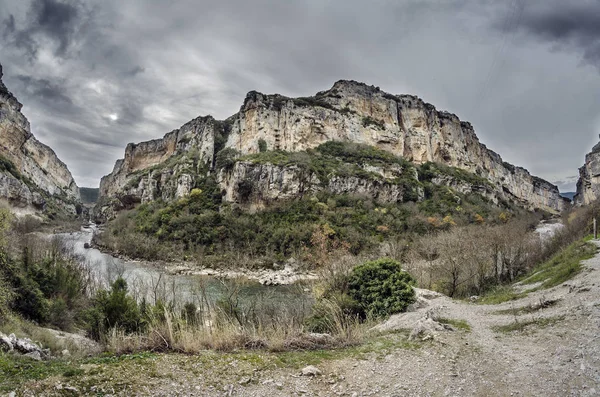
left=95, top=142, right=519, bottom=267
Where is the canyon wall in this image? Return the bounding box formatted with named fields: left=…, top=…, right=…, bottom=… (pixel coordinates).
left=575, top=139, right=600, bottom=205
left=0, top=64, right=80, bottom=216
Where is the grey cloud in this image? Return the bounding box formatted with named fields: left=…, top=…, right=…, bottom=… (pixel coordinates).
left=1, top=0, right=598, bottom=190
left=2, top=14, right=15, bottom=35
left=3, top=0, right=90, bottom=59
left=126, top=66, right=145, bottom=76
left=505, top=1, right=600, bottom=68
left=15, top=74, right=73, bottom=105
left=32, top=0, right=79, bottom=55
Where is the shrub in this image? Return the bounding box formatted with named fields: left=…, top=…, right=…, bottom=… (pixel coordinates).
left=258, top=138, right=268, bottom=153
left=347, top=258, right=416, bottom=318
left=214, top=148, right=240, bottom=171
left=361, top=116, right=385, bottom=130
left=94, top=278, right=144, bottom=334
left=0, top=275, right=13, bottom=320
left=305, top=293, right=362, bottom=334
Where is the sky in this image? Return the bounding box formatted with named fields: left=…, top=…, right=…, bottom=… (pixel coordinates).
left=1, top=0, right=599, bottom=191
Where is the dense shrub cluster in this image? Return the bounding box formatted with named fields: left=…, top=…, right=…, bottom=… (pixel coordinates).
left=0, top=236, right=91, bottom=329
left=405, top=202, right=597, bottom=298
left=98, top=182, right=508, bottom=264
left=306, top=258, right=415, bottom=333
left=348, top=259, right=416, bottom=318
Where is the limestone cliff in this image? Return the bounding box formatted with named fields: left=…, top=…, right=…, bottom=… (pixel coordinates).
left=97, top=80, right=567, bottom=219
left=574, top=138, right=600, bottom=205
left=216, top=160, right=418, bottom=212
left=0, top=64, right=80, bottom=216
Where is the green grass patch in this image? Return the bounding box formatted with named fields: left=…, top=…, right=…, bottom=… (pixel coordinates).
left=476, top=286, right=528, bottom=305
left=0, top=351, right=159, bottom=393
left=0, top=333, right=420, bottom=393
left=436, top=318, right=471, bottom=331
left=492, top=315, right=564, bottom=333
left=521, top=240, right=596, bottom=289
left=0, top=353, right=81, bottom=393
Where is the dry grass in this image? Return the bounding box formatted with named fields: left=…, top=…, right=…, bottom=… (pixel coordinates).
left=105, top=316, right=365, bottom=355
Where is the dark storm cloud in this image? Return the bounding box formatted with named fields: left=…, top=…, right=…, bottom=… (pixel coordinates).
left=503, top=1, right=600, bottom=68
left=1, top=0, right=598, bottom=189
left=14, top=75, right=72, bottom=105
left=3, top=0, right=89, bottom=59
left=32, top=0, right=79, bottom=55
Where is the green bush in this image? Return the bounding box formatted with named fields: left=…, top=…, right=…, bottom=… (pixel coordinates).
left=347, top=258, right=416, bottom=318
left=361, top=116, right=385, bottom=130
left=0, top=275, right=13, bottom=320
left=215, top=148, right=240, bottom=171
left=93, top=278, right=144, bottom=334
left=258, top=138, right=268, bottom=153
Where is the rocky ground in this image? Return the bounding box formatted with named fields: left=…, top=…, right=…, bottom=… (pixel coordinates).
left=5, top=242, right=600, bottom=396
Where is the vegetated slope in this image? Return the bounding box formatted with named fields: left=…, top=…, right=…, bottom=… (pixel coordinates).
left=96, top=79, right=568, bottom=223
left=95, top=141, right=526, bottom=264
left=0, top=64, right=81, bottom=218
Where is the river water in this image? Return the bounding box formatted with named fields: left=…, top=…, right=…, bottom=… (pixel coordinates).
left=58, top=227, right=312, bottom=312
left=57, top=220, right=560, bottom=311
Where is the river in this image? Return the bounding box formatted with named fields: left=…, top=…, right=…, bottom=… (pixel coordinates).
left=58, top=226, right=313, bottom=312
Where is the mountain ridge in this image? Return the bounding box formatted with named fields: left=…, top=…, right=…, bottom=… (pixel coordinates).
left=96, top=80, right=568, bottom=219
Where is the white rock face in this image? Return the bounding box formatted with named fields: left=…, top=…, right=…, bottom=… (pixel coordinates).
left=0, top=64, right=80, bottom=214
left=224, top=81, right=567, bottom=213
left=216, top=160, right=423, bottom=211
left=99, top=116, right=218, bottom=198
left=98, top=80, right=568, bottom=216
left=575, top=140, right=600, bottom=205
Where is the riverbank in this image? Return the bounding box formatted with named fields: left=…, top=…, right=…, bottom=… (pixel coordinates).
left=89, top=226, right=318, bottom=286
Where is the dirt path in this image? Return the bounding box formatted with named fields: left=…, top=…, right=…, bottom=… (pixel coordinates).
left=13, top=243, right=600, bottom=396
left=201, top=242, right=600, bottom=396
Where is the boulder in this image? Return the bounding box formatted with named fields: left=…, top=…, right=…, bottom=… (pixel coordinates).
left=301, top=365, right=322, bottom=377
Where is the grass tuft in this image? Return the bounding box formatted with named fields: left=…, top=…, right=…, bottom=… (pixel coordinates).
left=476, top=286, right=528, bottom=305
left=492, top=315, right=564, bottom=333
left=436, top=318, right=471, bottom=331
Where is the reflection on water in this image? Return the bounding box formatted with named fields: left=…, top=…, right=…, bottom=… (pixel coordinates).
left=58, top=227, right=313, bottom=312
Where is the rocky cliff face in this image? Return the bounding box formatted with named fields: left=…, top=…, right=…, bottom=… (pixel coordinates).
left=0, top=64, right=80, bottom=216
left=97, top=80, right=567, bottom=219
left=574, top=139, right=600, bottom=205
left=216, top=160, right=417, bottom=212
left=99, top=115, right=218, bottom=198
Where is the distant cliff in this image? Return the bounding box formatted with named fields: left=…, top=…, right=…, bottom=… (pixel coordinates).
left=0, top=64, right=80, bottom=217
left=97, top=80, right=568, bottom=220
left=575, top=138, right=600, bottom=205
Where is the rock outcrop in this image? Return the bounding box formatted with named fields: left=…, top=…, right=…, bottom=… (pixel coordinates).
left=575, top=138, right=600, bottom=205
left=216, top=160, right=417, bottom=212
left=98, top=80, right=567, bottom=218
left=0, top=64, right=80, bottom=216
